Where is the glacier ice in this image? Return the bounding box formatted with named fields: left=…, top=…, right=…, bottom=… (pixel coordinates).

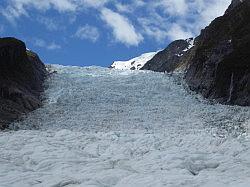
left=0, top=65, right=250, bottom=187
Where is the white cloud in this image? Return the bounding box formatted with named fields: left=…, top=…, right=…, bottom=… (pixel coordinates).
left=199, top=0, right=232, bottom=24
left=82, top=0, right=110, bottom=8
left=136, top=0, right=231, bottom=42
left=167, top=24, right=193, bottom=40
left=1, top=0, right=77, bottom=23
left=115, top=3, right=132, bottom=13
left=37, top=17, right=60, bottom=31
left=1, top=0, right=232, bottom=46
left=47, top=42, right=61, bottom=50
left=34, top=39, right=46, bottom=47
left=101, top=8, right=143, bottom=46
left=34, top=38, right=61, bottom=50
left=0, top=0, right=111, bottom=25
left=139, top=17, right=193, bottom=42
left=75, top=25, right=100, bottom=42
left=157, top=0, right=188, bottom=16
left=139, top=17, right=168, bottom=42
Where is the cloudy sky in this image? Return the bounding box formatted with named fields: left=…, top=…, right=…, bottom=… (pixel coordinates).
left=0, top=0, right=231, bottom=67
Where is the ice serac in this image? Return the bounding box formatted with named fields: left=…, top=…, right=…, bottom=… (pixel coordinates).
left=185, top=0, right=250, bottom=106
left=141, top=38, right=194, bottom=72
left=0, top=37, right=47, bottom=129
left=110, top=52, right=157, bottom=70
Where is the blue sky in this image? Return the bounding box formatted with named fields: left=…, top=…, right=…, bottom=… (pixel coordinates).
left=0, top=0, right=231, bottom=67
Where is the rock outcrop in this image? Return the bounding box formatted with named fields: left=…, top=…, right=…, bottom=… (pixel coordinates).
left=185, top=0, right=250, bottom=106
left=141, top=38, right=194, bottom=72
left=226, top=0, right=245, bottom=13
left=0, top=37, right=47, bottom=129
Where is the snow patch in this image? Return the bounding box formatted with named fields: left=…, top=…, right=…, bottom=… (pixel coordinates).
left=175, top=38, right=194, bottom=57
left=110, top=52, right=157, bottom=70
left=183, top=38, right=195, bottom=52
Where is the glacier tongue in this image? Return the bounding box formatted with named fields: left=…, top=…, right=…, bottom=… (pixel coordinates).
left=1, top=65, right=250, bottom=187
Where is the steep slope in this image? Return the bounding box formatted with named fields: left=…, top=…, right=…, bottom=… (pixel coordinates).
left=0, top=37, right=47, bottom=129
left=185, top=0, right=250, bottom=106
left=110, top=52, right=157, bottom=70
left=226, top=0, right=245, bottom=12
left=141, top=38, right=194, bottom=72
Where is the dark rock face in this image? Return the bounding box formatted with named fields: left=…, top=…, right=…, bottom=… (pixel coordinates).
left=226, top=0, right=245, bottom=13
left=0, top=37, right=47, bottom=129
left=185, top=0, right=250, bottom=106
left=141, top=39, right=193, bottom=72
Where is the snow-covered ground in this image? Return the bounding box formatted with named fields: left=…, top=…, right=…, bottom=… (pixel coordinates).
left=1, top=65, right=250, bottom=187
left=183, top=38, right=194, bottom=52
left=110, top=52, right=157, bottom=70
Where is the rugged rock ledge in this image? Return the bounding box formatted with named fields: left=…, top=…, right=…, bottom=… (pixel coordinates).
left=0, top=37, right=47, bottom=129
left=185, top=0, right=250, bottom=106
left=141, top=38, right=194, bottom=73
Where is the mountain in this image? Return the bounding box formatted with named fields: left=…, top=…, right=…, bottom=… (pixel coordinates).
left=136, top=0, right=249, bottom=106
left=185, top=0, right=250, bottom=106
left=141, top=38, right=194, bottom=72
left=111, top=38, right=194, bottom=73
left=0, top=37, right=47, bottom=129
left=110, top=51, right=157, bottom=70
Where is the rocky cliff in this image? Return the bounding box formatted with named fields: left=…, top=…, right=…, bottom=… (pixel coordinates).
left=141, top=38, right=194, bottom=72
left=226, top=0, right=245, bottom=12
left=0, top=37, right=47, bottom=129
left=185, top=0, right=250, bottom=106
left=139, top=0, right=249, bottom=106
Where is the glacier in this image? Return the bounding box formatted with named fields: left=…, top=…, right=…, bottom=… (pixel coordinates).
left=0, top=65, right=250, bottom=187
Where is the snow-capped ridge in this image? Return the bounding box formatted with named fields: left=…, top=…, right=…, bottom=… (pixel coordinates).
left=175, top=38, right=194, bottom=57
left=110, top=51, right=157, bottom=70
left=111, top=38, right=194, bottom=72
left=183, top=38, right=194, bottom=52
